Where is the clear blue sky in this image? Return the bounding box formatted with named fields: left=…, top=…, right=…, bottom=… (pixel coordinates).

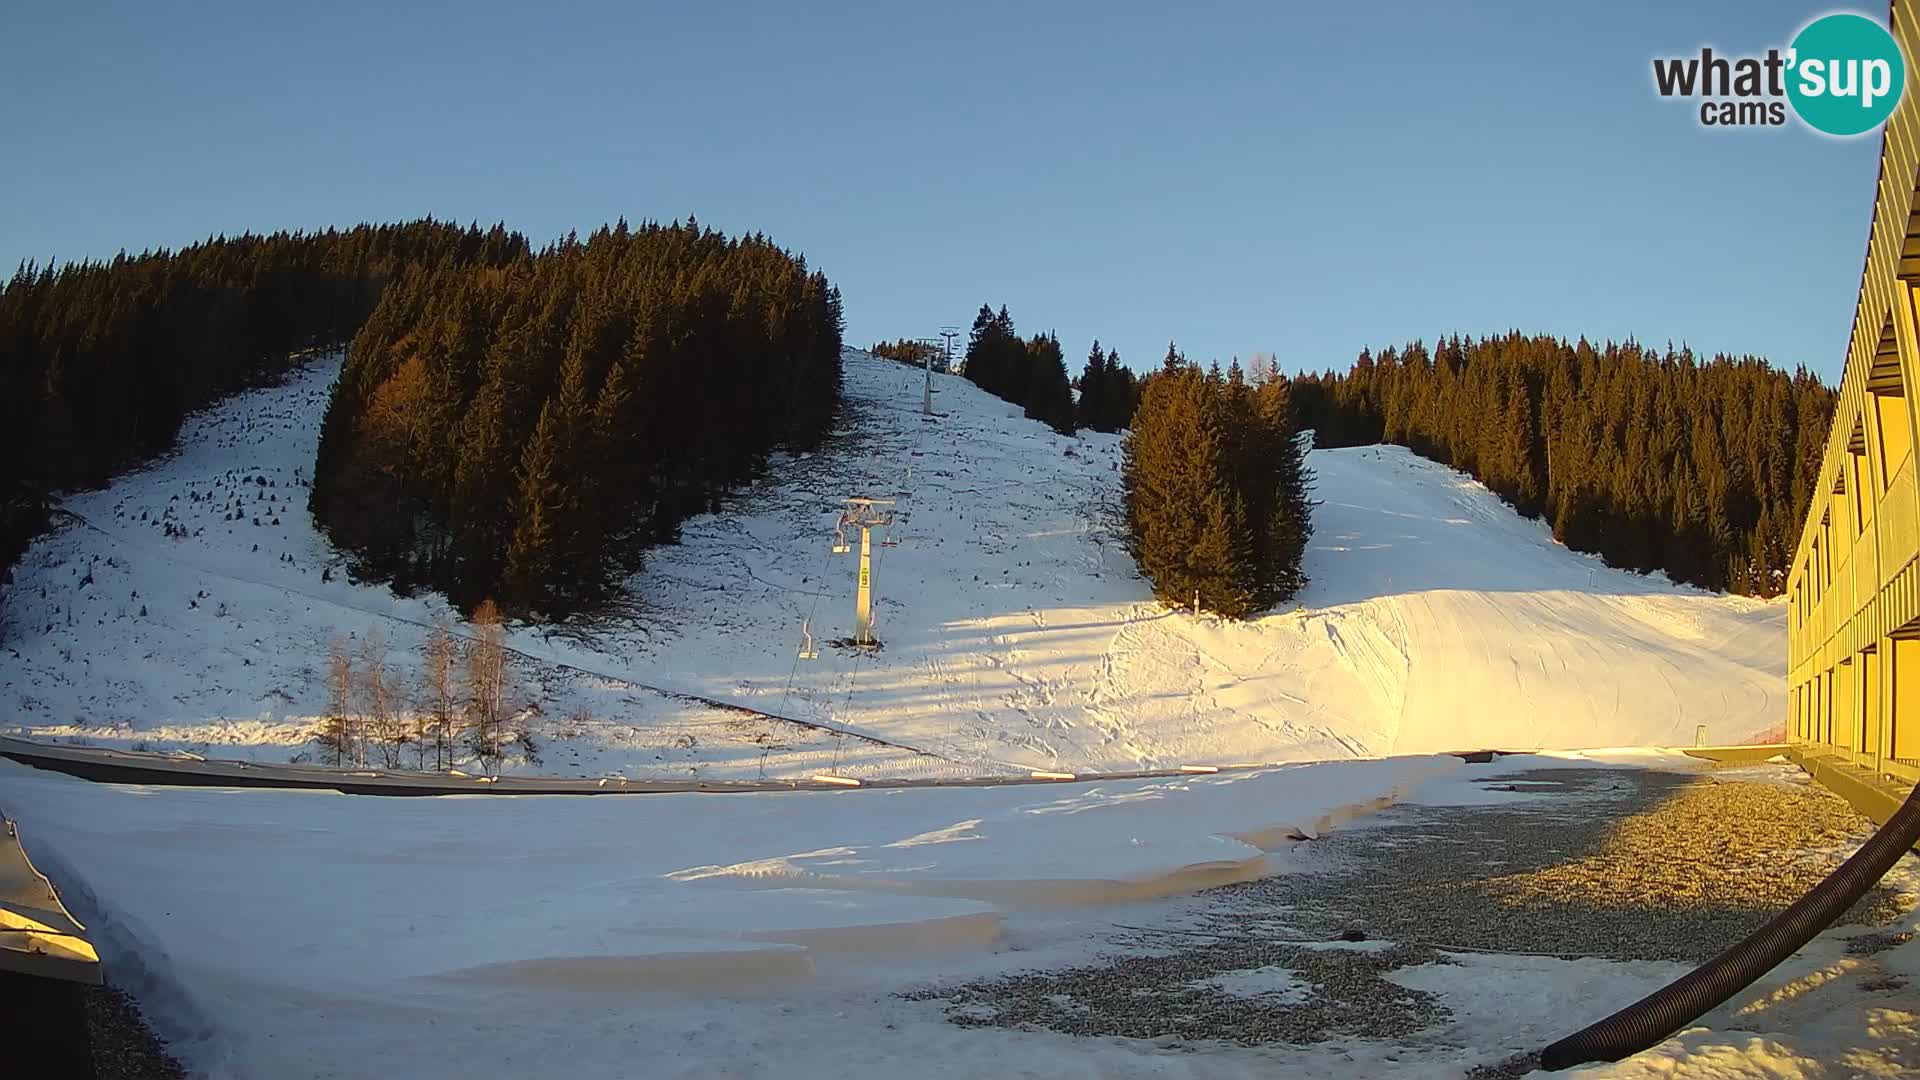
left=1, top=1, right=1884, bottom=382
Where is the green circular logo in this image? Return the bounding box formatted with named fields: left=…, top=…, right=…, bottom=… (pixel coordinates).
left=1787, top=13, right=1906, bottom=136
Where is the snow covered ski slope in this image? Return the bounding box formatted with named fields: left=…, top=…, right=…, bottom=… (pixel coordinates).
left=0, top=350, right=1783, bottom=778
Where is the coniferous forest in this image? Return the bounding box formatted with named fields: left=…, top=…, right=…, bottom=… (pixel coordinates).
left=1289, top=334, right=1835, bottom=596
left=960, top=304, right=1080, bottom=435
left=1, top=220, right=1828, bottom=640
left=309, top=220, right=844, bottom=616
left=1076, top=339, right=1141, bottom=434
left=869, top=338, right=947, bottom=371
left=1124, top=347, right=1314, bottom=617
left=0, top=221, right=526, bottom=610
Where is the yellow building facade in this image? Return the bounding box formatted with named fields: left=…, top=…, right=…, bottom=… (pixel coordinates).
left=1788, top=4, right=1920, bottom=787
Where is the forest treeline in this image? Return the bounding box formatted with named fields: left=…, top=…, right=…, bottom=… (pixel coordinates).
left=1124, top=349, right=1313, bottom=617
left=1076, top=339, right=1142, bottom=434
left=883, top=311, right=1136, bottom=432
left=310, top=219, right=844, bottom=615
left=960, top=304, right=1140, bottom=434
left=1289, top=333, right=1835, bottom=596
left=961, top=304, right=1074, bottom=434
left=0, top=221, right=525, bottom=609
left=870, top=338, right=949, bottom=371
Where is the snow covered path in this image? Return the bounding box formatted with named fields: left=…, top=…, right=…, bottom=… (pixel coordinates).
left=0, top=350, right=1783, bottom=780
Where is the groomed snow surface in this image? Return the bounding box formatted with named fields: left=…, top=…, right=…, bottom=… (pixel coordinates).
left=7, top=751, right=1914, bottom=1079
left=0, top=350, right=1784, bottom=780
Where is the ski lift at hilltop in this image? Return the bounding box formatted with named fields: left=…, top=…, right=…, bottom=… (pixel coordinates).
left=797, top=618, right=819, bottom=661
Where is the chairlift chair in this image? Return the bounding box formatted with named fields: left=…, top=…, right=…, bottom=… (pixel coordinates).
left=797, top=619, right=819, bottom=660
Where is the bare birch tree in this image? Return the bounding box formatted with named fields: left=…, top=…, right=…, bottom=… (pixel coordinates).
left=319, top=634, right=358, bottom=766
left=465, top=599, right=508, bottom=776
left=421, top=614, right=457, bottom=771
left=360, top=626, right=407, bottom=768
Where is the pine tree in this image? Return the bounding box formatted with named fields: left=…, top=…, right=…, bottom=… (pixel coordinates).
left=1077, top=340, right=1109, bottom=431
left=1253, top=376, right=1313, bottom=602
left=963, top=304, right=999, bottom=391
left=1024, top=333, right=1076, bottom=434
left=502, top=403, right=571, bottom=613
left=1122, top=363, right=1306, bottom=617
left=963, top=302, right=1031, bottom=404
left=1106, top=348, right=1138, bottom=430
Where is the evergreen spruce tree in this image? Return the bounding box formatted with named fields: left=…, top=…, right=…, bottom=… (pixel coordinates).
left=502, top=402, right=570, bottom=613
left=1107, top=348, right=1138, bottom=430
left=963, top=304, right=1001, bottom=393
left=1125, top=368, right=1224, bottom=609
left=1077, top=340, right=1109, bottom=432
left=1123, top=363, right=1311, bottom=617
left=1024, top=332, right=1076, bottom=435
left=1254, top=375, right=1314, bottom=602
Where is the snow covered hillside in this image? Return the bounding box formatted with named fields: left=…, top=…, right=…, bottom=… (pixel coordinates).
left=0, top=350, right=1785, bottom=778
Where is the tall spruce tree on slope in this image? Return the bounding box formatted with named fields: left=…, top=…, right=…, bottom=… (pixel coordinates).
left=1252, top=373, right=1314, bottom=602
left=1106, top=348, right=1140, bottom=430
left=1125, top=363, right=1246, bottom=613
left=1075, top=342, right=1140, bottom=433
left=963, top=305, right=996, bottom=390
left=502, top=401, right=570, bottom=614
left=1123, top=349, right=1312, bottom=617
left=1077, top=340, right=1109, bottom=431
left=963, top=303, right=1024, bottom=403
left=1024, top=332, right=1076, bottom=434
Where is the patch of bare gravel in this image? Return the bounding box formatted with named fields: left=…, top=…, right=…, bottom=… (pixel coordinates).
left=901, top=764, right=1919, bottom=1048
left=85, top=984, right=185, bottom=1080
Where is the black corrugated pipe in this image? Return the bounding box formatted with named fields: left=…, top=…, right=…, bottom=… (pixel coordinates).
left=1476, top=780, right=1920, bottom=1076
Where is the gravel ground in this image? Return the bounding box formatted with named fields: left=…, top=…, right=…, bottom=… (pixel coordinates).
left=903, top=764, right=1917, bottom=1048
left=84, top=985, right=186, bottom=1079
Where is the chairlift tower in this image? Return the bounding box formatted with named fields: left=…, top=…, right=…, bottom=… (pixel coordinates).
left=917, top=336, right=942, bottom=416
left=939, top=327, right=959, bottom=372
left=834, top=498, right=896, bottom=646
